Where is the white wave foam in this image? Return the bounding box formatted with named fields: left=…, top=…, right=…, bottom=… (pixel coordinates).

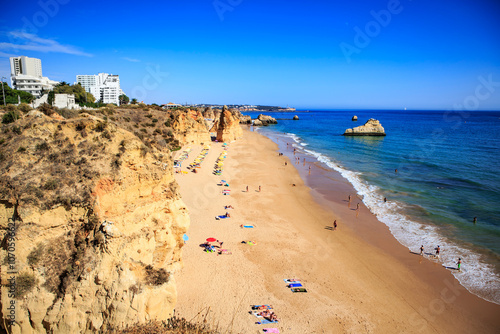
left=297, top=146, right=500, bottom=305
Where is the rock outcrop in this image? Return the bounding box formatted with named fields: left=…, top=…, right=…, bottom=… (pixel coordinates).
left=293, top=115, right=299, bottom=120
left=202, top=107, right=215, bottom=120
left=343, top=118, right=386, bottom=136
left=253, top=114, right=277, bottom=126
left=215, top=106, right=243, bottom=142
left=170, top=109, right=211, bottom=145
left=239, top=115, right=251, bottom=124
left=0, top=113, right=189, bottom=333
left=352, top=115, right=358, bottom=121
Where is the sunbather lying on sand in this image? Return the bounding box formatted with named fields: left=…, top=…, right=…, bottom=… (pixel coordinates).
left=217, top=249, right=232, bottom=255
left=252, top=305, right=272, bottom=310
left=224, top=205, right=234, bottom=209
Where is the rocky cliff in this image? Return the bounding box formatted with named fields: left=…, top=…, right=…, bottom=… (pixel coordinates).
left=0, top=111, right=189, bottom=333
left=169, top=109, right=211, bottom=145
left=343, top=118, right=386, bottom=136
left=215, top=106, right=243, bottom=142
left=239, top=115, right=251, bottom=124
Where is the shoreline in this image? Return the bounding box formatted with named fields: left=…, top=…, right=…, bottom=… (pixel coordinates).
left=257, top=125, right=500, bottom=305
left=174, top=127, right=500, bottom=333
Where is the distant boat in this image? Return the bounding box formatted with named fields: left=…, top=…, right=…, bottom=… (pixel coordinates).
left=404, top=107, right=407, bottom=110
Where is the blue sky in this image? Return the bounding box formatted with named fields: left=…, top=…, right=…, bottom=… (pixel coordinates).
left=1, top=0, right=499, bottom=109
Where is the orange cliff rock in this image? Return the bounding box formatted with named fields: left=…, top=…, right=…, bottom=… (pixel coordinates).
left=0, top=113, right=189, bottom=333
left=170, top=109, right=211, bottom=145
left=215, top=105, right=243, bottom=142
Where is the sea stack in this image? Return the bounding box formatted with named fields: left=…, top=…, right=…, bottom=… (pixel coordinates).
left=352, top=115, right=358, bottom=121
left=293, top=115, right=299, bottom=120
left=343, top=118, right=386, bottom=136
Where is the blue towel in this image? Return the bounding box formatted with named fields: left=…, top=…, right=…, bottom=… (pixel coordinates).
left=288, top=283, right=302, bottom=288
left=257, top=319, right=278, bottom=324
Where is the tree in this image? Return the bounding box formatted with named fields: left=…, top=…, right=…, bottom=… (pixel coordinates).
left=0, top=83, right=34, bottom=104
left=52, top=83, right=95, bottom=105
left=131, top=98, right=138, bottom=105
left=119, top=94, right=130, bottom=105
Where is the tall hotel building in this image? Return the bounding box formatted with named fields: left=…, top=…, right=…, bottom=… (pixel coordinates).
left=9, top=56, right=58, bottom=97
left=76, top=73, right=124, bottom=105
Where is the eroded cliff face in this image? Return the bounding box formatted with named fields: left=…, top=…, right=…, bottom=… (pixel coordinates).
left=215, top=106, right=243, bottom=142
left=170, top=109, right=211, bottom=145
left=0, top=112, right=189, bottom=333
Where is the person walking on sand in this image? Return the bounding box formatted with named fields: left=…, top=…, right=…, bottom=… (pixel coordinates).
left=348, top=195, right=351, bottom=207
left=259, top=185, right=261, bottom=192
left=420, top=245, right=424, bottom=255
left=435, top=245, right=440, bottom=258
left=333, top=220, right=337, bottom=231
left=457, top=258, right=462, bottom=271
left=246, top=185, right=249, bottom=192
left=309, top=166, right=311, bottom=174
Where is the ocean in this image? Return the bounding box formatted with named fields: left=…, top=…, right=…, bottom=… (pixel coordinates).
left=242, top=109, right=500, bottom=305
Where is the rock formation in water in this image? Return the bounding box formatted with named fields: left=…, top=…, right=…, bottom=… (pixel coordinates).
left=343, top=118, right=386, bottom=136
left=352, top=115, right=358, bottom=121
left=215, top=106, right=243, bottom=142
left=293, top=115, right=299, bottom=120
left=253, top=114, right=277, bottom=126
left=0, top=112, right=189, bottom=333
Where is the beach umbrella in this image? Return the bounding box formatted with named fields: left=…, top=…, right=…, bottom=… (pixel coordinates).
left=183, top=234, right=189, bottom=242
left=206, top=237, right=217, bottom=242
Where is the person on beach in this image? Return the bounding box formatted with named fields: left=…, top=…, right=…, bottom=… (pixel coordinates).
left=333, top=220, right=337, bottom=231
left=420, top=245, right=424, bottom=255
left=246, top=185, right=249, bottom=192
left=259, top=185, right=261, bottom=192
left=225, top=212, right=230, bottom=218
left=348, top=195, right=351, bottom=207
left=356, top=203, right=360, bottom=210
left=294, top=148, right=296, bottom=155
left=285, top=161, right=288, bottom=166
left=435, top=245, right=440, bottom=258
left=457, top=258, right=461, bottom=271
left=309, top=166, right=311, bottom=174
left=384, top=197, right=387, bottom=203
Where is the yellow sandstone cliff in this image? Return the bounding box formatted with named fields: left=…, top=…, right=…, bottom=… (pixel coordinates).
left=0, top=111, right=189, bottom=333
left=215, top=106, right=243, bottom=143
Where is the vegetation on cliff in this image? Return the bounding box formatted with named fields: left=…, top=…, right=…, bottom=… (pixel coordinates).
left=0, top=102, right=213, bottom=332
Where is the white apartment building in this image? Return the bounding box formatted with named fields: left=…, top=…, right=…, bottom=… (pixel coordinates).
left=76, top=73, right=124, bottom=105
left=9, top=56, right=58, bottom=97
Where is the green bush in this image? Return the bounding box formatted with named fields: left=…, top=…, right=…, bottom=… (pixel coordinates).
left=27, top=243, right=44, bottom=266
left=2, top=110, right=20, bottom=124
left=18, top=103, right=31, bottom=113
left=16, top=272, right=37, bottom=298
left=35, top=142, right=50, bottom=151
left=144, top=265, right=169, bottom=286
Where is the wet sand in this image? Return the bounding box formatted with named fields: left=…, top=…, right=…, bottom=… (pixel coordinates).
left=174, top=127, right=500, bottom=333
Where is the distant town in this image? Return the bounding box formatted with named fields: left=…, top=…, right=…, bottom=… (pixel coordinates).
left=2, top=55, right=294, bottom=112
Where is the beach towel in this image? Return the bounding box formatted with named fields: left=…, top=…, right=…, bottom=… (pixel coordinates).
left=263, top=329, right=279, bottom=333
left=257, top=319, right=278, bottom=324
left=288, top=283, right=303, bottom=288
left=283, top=279, right=300, bottom=284
left=216, top=215, right=229, bottom=219
left=291, top=288, right=307, bottom=293
left=251, top=305, right=272, bottom=310
left=241, top=225, right=254, bottom=228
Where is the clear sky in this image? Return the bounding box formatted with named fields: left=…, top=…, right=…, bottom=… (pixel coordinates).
left=1, top=0, right=499, bottom=110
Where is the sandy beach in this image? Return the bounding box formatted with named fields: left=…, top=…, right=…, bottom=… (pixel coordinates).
left=174, top=127, right=500, bottom=334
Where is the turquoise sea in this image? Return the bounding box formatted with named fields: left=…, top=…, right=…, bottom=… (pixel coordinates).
left=243, top=109, right=500, bottom=304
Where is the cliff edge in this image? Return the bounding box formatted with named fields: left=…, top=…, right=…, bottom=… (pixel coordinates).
left=0, top=111, right=189, bottom=333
